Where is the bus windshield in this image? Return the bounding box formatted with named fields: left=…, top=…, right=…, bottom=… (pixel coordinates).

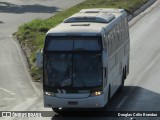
left=44, top=53, right=102, bottom=88
left=44, top=36, right=102, bottom=88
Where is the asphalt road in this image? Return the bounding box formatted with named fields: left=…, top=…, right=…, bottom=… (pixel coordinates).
left=0, top=0, right=85, bottom=115
left=1, top=0, right=160, bottom=120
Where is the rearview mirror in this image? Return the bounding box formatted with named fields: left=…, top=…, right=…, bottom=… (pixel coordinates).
left=36, top=49, right=43, bottom=68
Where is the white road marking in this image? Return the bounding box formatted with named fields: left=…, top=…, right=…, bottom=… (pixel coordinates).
left=0, top=87, right=11, bottom=93
left=0, top=87, right=15, bottom=95
left=15, top=6, right=23, bottom=12
left=3, top=98, right=16, bottom=100
left=116, top=96, right=128, bottom=109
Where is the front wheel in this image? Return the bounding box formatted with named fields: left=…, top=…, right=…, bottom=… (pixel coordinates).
left=52, top=108, right=58, bottom=112
left=52, top=108, right=64, bottom=115
left=100, top=86, right=110, bottom=111
left=118, top=73, right=125, bottom=92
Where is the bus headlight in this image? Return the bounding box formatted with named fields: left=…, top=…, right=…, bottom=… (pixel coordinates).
left=44, top=91, right=55, bottom=96
left=90, top=91, right=103, bottom=97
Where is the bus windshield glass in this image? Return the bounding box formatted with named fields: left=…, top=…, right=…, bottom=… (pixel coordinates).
left=44, top=53, right=102, bottom=88
left=44, top=36, right=102, bottom=88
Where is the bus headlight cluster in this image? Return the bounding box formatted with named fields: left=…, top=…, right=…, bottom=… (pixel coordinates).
left=90, top=91, right=103, bottom=97
left=44, top=91, right=55, bottom=96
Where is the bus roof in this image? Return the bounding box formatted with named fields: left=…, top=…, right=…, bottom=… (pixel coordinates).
left=47, top=8, right=127, bottom=36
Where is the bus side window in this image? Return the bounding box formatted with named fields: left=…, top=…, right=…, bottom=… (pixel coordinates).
left=121, top=20, right=124, bottom=42
left=113, top=29, right=116, bottom=51
left=110, top=36, right=112, bottom=54
left=110, top=31, right=112, bottom=54
left=113, top=28, right=115, bottom=50
left=104, top=67, right=108, bottom=86
left=105, top=67, right=108, bottom=85
left=117, top=26, right=120, bottom=46
left=124, top=19, right=126, bottom=39
left=105, top=67, right=107, bottom=78
left=108, top=33, right=111, bottom=56
left=111, top=30, right=115, bottom=52
left=104, top=32, right=108, bottom=49
left=111, top=31, right=114, bottom=54
left=119, top=22, right=122, bottom=44
left=115, top=27, right=118, bottom=49
left=125, top=17, right=129, bottom=38
left=108, top=41, right=110, bottom=56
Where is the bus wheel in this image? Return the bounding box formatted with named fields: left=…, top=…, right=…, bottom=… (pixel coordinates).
left=99, top=87, right=110, bottom=111
left=108, top=86, right=110, bottom=103
left=124, top=66, right=127, bottom=79
left=105, top=86, right=111, bottom=110
left=52, top=108, right=58, bottom=113
left=118, top=71, right=125, bottom=92
left=52, top=108, right=63, bottom=115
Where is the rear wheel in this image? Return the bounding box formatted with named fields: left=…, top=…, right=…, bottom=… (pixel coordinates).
left=108, top=86, right=110, bottom=104
left=118, top=71, right=125, bottom=92
left=124, top=66, right=127, bottom=79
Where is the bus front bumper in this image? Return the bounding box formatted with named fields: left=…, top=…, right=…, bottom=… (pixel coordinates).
left=44, top=94, right=105, bottom=108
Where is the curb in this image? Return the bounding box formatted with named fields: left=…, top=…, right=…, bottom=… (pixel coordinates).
left=128, top=0, right=156, bottom=22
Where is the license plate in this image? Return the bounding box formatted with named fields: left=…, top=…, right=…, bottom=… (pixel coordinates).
left=68, top=101, right=78, bottom=105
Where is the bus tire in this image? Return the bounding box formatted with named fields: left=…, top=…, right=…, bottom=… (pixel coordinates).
left=52, top=108, right=58, bottom=112
left=105, top=86, right=111, bottom=110
left=124, top=66, right=127, bottom=79
left=99, top=87, right=110, bottom=111
left=118, top=71, right=125, bottom=92
left=108, top=86, right=110, bottom=103
left=52, top=108, right=63, bottom=115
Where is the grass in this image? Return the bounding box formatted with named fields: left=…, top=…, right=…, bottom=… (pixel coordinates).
left=15, top=0, right=149, bottom=81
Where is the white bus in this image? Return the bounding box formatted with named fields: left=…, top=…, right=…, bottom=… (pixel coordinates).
left=42, top=8, right=130, bottom=113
